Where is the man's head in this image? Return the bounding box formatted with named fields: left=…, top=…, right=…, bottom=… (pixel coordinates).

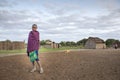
left=32, top=24, right=37, bottom=31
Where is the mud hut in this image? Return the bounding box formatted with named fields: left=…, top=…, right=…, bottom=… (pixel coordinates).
left=43, top=40, right=60, bottom=48
left=85, top=37, right=106, bottom=49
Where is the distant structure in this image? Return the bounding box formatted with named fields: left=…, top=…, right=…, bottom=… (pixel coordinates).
left=113, top=42, right=120, bottom=49
left=0, top=40, right=25, bottom=50
left=43, top=40, right=60, bottom=48
left=85, top=37, right=106, bottom=49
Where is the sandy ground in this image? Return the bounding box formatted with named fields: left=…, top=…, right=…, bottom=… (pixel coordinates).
left=0, top=49, right=120, bottom=80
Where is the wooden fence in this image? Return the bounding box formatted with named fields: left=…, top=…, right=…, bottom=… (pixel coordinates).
left=0, top=40, right=25, bottom=50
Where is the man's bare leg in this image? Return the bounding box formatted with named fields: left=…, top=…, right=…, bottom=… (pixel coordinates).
left=36, top=61, right=43, bottom=73
left=30, top=61, right=36, bottom=72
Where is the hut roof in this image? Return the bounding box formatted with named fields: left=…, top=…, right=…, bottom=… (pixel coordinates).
left=88, top=37, right=104, bottom=43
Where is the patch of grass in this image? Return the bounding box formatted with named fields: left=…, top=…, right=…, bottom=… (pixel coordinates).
left=0, top=49, right=26, bottom=54
left=0, top=46, right=82, bottom=54
left=40, top=46, right=81, bottom=53
left=60, top=46, right=83, bottom=49
left=39, top=48, right=61, bottom=53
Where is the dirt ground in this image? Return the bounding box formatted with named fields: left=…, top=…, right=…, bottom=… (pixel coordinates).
left=0, top=49, right=120, bottom=80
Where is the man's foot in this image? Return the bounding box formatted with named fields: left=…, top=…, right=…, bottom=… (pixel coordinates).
left=30, top=67, right=36, bottom=73
left=40, top=67, right=43, bottom=73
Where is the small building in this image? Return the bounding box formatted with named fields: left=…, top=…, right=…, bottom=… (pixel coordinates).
left=85, top=37, right=106, bottom=49
left=113, top=42, right=120, bottom=49
left=43, top=40, right=60, bottom=48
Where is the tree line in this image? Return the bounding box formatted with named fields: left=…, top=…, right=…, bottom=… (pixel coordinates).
left=40, top=38, right=120, bottom=47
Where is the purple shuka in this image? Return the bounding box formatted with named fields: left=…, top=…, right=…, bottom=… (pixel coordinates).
left=27, top=30, right=40, bottom=53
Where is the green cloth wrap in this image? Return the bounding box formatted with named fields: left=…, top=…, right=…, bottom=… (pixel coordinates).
left=29, top=51, right=38, bottom=62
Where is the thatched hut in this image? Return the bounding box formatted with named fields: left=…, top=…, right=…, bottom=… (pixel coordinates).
left=85, top=37, right=106, bottom=49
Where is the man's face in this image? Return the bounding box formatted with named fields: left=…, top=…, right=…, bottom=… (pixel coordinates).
left=32, top=26, right=37, bottom=31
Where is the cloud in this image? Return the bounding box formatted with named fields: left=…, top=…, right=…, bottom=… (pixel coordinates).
left=97, top=0, right=120, bottom=11
left=0, top=0, right=120, bottom=42
left=44, top=8, right=120, bottom=41
left=0, top=9, right=45, bottom=41
left=0, top=0, right=11, bottom=7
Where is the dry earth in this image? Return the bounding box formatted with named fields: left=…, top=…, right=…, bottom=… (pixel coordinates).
left=0, top=49, right=120, bottom=80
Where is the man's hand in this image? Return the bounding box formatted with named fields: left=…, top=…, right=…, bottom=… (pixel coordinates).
left=27, top=51, right=29, bottom=56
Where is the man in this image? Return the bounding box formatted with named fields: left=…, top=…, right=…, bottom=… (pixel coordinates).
left=27, top=24, right=43, bottom=73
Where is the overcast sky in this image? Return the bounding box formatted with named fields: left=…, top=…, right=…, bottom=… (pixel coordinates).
left=0, top=0, right=120, bottom=42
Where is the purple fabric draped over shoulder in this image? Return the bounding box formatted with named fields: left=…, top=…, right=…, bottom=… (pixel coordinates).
left=27, top=30, right=40, bottom=53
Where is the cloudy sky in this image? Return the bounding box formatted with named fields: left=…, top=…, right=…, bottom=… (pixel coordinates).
left=0, top=0, right=120, bottom=42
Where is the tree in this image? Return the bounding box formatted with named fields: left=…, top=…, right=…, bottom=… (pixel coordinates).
left=60, top=41, right=77, bottom=47
left=105, top=39, right=117, bottom=47
left=66, top=41, right=72, bottom=46
left=40, top=40, right=46, bottom=45
left=71, top=41, right=77, bottom=46
left=115, top=40, right=119, bottom=43
left=60, top=41, right=66, bottom=46
left=77, top=38, right=87, bottom=46
left=6, top=39, right=11, bottom=42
